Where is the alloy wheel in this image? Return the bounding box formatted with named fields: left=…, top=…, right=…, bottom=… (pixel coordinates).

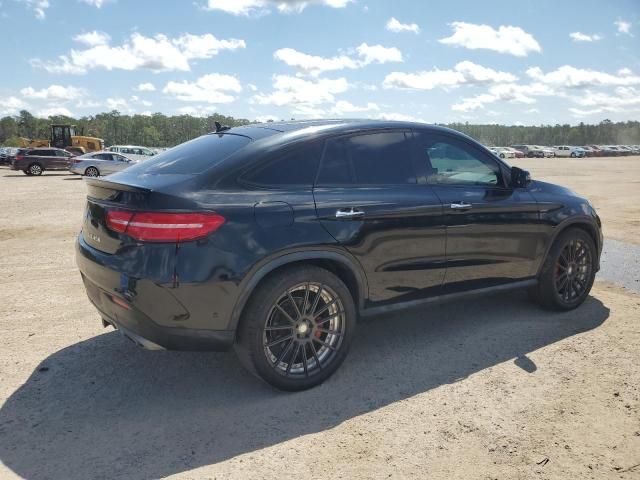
left=263, top=282, right=345, bottom=378
left=555, top=239, right=592, bottom=303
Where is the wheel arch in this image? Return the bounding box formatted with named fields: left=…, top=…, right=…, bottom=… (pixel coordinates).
left=229, top=249, right=368, bottom=332
left=537, top=216, right=602, bottom=276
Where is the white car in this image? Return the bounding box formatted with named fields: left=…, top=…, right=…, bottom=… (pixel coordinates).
left=553, top=146, right=585, bottom=158
left=107, top=145, right=156, bottom=162
left=69, top=151, right=136, bottom=177
left=494, top=147, right=515, bottom=159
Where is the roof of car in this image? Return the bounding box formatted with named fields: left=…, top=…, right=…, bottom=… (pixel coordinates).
left=221, top=118, right=465, bottom=141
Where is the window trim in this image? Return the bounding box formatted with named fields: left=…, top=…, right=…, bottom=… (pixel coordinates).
left=314, top=129, right=419, bottom=187
left=411, top=129, right=508, bottom=189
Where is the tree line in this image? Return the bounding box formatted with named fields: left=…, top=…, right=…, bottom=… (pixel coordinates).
left=1, top=110, right=639, bottom=148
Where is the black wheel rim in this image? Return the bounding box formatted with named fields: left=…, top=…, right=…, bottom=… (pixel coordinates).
left=263, top=282, right=345, bottom=378
left=555, top=239, right=592, bottom=303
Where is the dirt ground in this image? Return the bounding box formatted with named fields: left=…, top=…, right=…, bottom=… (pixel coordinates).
left=0, top=158, right=639, bottom=479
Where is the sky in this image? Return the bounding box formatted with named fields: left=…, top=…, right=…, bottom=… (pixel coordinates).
left=0, top=0, right=639, bottom=125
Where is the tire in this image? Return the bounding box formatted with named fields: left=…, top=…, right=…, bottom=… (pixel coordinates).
left=235, top=265, right=356, bottom=391
left=570, top=152, right=576, bottom=158
left=529, top=228, right=597, bottom=311
left=499, top=153, right=505, bottom=159
left=85, top=166, right=99, bottom=177
left=527, top=152, right=534, bottom=158
left=28, top=163, right=43, bottom=176
left=23, top=170, right=32, bottom=176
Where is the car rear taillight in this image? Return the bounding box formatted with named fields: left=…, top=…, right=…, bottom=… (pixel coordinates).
left=106, top=210, right=225, bottom=242
left=16, top=154, right=24, bottom=161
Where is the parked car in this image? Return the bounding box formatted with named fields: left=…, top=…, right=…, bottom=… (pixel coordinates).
left=553, top=146, right=586, bottom=158
left=10, top=147, right=75, bottom=175
left=541, top=146, right=555, bottom=158
left=503, top=147, right=524, bottom=158
left=489, top=147, right=516, bottom=159
left=511, top=144, right=545, bottom=158
left=76, top=120, right=602, bottom=391
left=1, top=147, right=18, bottom=165
left=69, top=151, right=136, bottom=177
left=107, top=145, right=156, bottom=162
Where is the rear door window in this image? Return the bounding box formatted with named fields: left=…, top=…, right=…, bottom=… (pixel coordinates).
left=241, top=142, right=322, bottom=187
left=316, top=131, right=416, bottom=185
left=124, top=133, right=251, bottom=175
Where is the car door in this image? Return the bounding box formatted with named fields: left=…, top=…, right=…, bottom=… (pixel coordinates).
left=313, top=130, right=446, bottom=305
left=54, top=149, right=72, bottom=169
left=412, top=130, right=542, bottom=294
left=111, top=154, right=131, bottom=173
left=93, top=153, right=116, bottom=174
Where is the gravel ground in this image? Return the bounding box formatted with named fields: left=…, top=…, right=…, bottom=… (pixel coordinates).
left=0, top=161, right=639, bottom=480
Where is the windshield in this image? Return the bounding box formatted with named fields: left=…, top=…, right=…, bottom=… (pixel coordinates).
left=122, top=133, right=251, bottom=175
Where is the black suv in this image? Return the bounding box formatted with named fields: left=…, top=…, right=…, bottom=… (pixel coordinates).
left=76, top=120, right=602, bottom=390
left=11, top=147, right=74, bottom=175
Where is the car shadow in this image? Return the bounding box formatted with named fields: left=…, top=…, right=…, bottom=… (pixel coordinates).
left=0, top=291, right=609, bottom=480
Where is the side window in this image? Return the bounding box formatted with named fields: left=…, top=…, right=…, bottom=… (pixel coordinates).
left=415, top=133, right=500, bottom=186
left=96, top=153, right=113, bottom=160
left=241, top=142, right=322, bottom=187
left=348, top=132, right=416, bottom=184
left=316, top=131, right=416, bottom=185
left=55, top=150, right=70, bottom=157
left=316, top=137, right=352, bottom=185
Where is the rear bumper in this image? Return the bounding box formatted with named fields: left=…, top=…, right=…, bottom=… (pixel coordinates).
left=76, top=235, right=235, bottom=351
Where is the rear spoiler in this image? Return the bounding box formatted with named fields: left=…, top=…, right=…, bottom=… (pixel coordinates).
left=84, top=177, right=152, bottom=193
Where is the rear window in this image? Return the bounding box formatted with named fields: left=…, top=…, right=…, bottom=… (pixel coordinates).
left=124, top=134, right=251, bottom=175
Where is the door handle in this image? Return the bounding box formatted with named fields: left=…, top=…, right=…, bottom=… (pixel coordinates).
left=335, top=208, right=365, bottom=219
left=450, top=202, right=472, bottom=210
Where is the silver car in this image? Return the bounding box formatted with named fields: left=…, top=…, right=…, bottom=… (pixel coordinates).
left=69, top=151, right=136, bottom=177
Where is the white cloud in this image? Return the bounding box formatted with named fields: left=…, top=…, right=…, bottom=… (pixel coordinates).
left=274, top=43, right=402, bottom=76
left=569, top=87, right=640, bottom=113
left=330, top=100, right=379, bottom=115
left=105, top=98, right=130, bottom=111
left=254, top=114, right=279, bottom=122
left=0, top=96, right=29, bottom=116
left=274, top=48, right=357, bottom=76
left=172, top=33, right=246, bottom=60
left=73, top=31, right=111, bottom=47
left=356, top=43, right=403, bottom=65
left=20, top=84, right=86, bottom=101
left=35, top=106, right=74, bottom=117
left=247, top=83, right=258, bottom=91
left=176, top=105, right=219, bottom=116
left=32, top=32, right=246, bottom=75
left=204, top=0, right=352, bottom=16
left=80, top=0, right=110, bottom=7
left=254, top=75, right=348, bottom=108
left=136, top=82, right=156, bottom=92
left=615, top=19, right=632, bottom=35
left=386, top=17, right=420, bottom=34
left=376, top=112, right=427, bottom=123
left=451, top=82, right=556, bottom=112
left=527, top=65, right=640, bottom=88
left=19, top=0, right=49, bottom=19
left=163, top=73, right=242, bottom=104
left=383, top=61, right=517, bottom=90
left=439, top=21, right=541, bottom=57
left=569, top=32, right=602, bottom=42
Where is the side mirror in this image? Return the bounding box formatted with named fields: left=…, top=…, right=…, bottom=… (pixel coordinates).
left=511, top=166, right=531, bottom=188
